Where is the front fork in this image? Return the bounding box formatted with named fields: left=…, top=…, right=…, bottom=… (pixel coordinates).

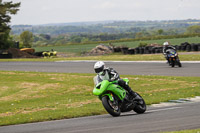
left=101, top=93, right=114, bottom=102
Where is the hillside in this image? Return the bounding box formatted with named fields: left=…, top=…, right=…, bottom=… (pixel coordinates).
left=11, top=19, right=200, bottom=35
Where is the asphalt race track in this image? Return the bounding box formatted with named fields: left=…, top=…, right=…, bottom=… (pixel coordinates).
left=0, top=61, right=200, bottom=76
left=0, top=61, right=200, bottom=133
left=0, top=102, right=200, bottom=133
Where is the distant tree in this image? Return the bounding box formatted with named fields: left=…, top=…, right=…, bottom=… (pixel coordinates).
left=135, top=32, right=143, bottom=38
left=166, top=29, right=179, bottom=35
left=20, top=31, right=33, bottom=48
left=157, top=29, right=164, bottom=35
left=186, top=25, right=200, bottom=34
left=39, top=34, right=51, bottom=40
left=0, top=0, right=20, bottom=49
left=127, top=27, right=142, bottom=33
left=70, top=36, right=82, bottom=43
left=138, top=42, right=148, bottom=47
left=81, top=37, right=89, bottom=43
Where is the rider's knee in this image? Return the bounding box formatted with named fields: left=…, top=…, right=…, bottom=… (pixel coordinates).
left=118, top=79, right=126, bottom=87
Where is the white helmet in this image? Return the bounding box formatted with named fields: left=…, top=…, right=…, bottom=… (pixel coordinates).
left=94, top=61, right=105, bottom=75
left=163, top=42, right=169, bottom=46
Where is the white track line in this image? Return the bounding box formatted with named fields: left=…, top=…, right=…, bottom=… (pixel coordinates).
left=147, top=107, right=183, bottom=113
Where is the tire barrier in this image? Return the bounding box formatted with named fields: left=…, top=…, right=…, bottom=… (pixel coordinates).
left=0, top=53, right=12, bottom=58
left=113, top=47, right=121, bottom=52
left=186, top=45, right=191, bottom=52
left=128, top=48, right=135, bottom=54
left=121, top=47, right=129, bottom=54
left=0, top=50, right=12, bottom=58
left=114, top=42, right=200, bottom=55
left=135, top=47, right=140, bottom=54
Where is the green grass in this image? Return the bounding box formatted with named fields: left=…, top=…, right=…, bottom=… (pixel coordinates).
left=1, top=52, right=200, bottom=62
left=0, top=71, right=200, bottom=126
left=162, top=128, right=200, bottom=133
left=34, top=36, right=200, bottom=53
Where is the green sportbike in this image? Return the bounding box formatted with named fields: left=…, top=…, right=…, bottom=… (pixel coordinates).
left=93, top=76, right=146, bottom=116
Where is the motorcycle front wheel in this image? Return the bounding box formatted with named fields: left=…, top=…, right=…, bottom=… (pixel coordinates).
left=171, top=60, right=175, bottom=67
left=102, top=96, right=121, bottom=117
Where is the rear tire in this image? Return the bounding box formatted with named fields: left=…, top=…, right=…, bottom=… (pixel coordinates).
left=133, top=93, right=146, bottom=114
left=177, top=59, right=182, bottom=67
left=178, top=62, right=182, bottom=67
left=102, top=96, right=121, bottom=117
left=176, top=57, right=182, bottom=67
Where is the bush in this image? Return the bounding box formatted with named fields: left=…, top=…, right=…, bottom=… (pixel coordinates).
left=138, top=42, right=148, bottom=47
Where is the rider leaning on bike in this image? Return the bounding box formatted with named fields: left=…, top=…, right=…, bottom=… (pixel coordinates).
left=94, top=61, right=141, bottom=100
left=163, top=41, right=176, bottom=64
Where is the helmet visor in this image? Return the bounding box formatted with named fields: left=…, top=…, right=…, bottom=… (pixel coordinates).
left=94, top=65, right=104, bottom=74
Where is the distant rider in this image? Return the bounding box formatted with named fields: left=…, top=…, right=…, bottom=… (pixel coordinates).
left=94, top=61, right=141, bottom=100
left=163, top=41, right=176, bottom=64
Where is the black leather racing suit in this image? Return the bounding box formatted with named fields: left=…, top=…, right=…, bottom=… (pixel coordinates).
left=163, top=45, right=176, bottom=63
left=96, top=67, right=136, bottom=96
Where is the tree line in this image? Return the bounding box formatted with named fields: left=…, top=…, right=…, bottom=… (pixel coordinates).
left=11, top=25, right=200, bottom=48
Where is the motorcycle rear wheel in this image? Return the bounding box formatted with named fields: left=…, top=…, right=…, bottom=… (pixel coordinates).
left=177, top=59, right=182, bottom=67
left=102, top=96, right=121, bottom=117
left=178, top=62, right=182, bottom=67
left=133, top=93, right=146, bottom=114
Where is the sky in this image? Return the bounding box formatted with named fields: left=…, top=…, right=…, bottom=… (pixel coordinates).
left=3, top=0, right=200, bottom=25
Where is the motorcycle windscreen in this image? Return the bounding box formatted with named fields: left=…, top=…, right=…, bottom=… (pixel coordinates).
left=93, top=80, right=109, bottom=96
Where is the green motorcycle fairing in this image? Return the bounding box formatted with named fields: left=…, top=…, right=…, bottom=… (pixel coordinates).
left=93, top=79, right=128, bottom=101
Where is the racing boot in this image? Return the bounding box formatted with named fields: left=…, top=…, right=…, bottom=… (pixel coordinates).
left=129, top=90, right=142, bottom=101
left=125, top=86, right=142, bottom=101
left=128, top=90, right=144, bottom=106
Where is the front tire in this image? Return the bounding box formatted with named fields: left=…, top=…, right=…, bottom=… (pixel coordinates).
left=102, top=96, right=121, bottom=117
left=171, top=60, right=175, bottom=67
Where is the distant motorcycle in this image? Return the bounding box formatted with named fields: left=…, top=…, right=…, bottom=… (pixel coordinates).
left=93, top=77, right=146, bottom=117
left=166, top=49, right=182, bottom=67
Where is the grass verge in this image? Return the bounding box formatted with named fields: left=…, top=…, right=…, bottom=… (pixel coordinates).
left=0, top=71, right=200, bottom=126
left=161, top=128, right=200, bottom=133
left=0, top=52, right=200, bottom=62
